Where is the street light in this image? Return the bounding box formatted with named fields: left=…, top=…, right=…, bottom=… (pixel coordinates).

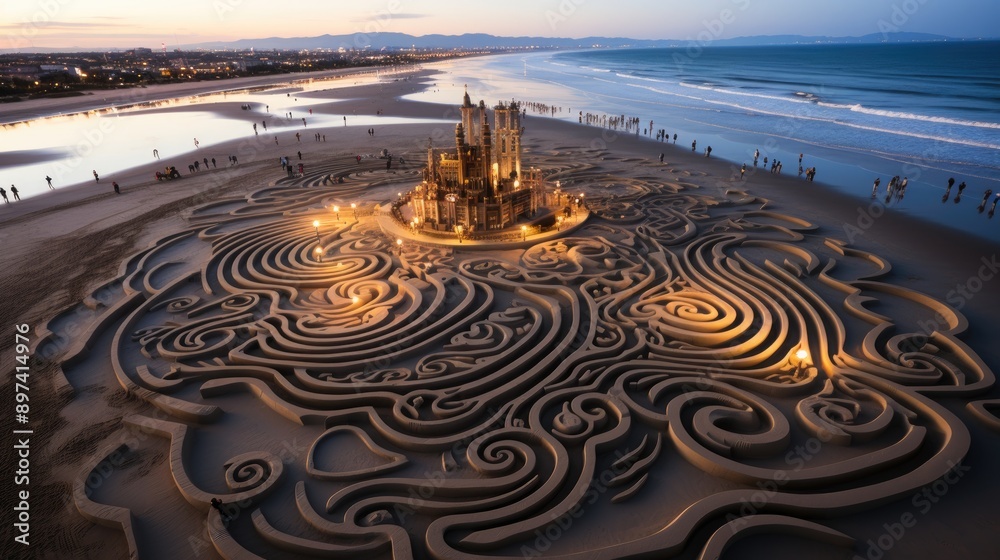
left=313, top=219, right=320, bottom=236
left=396, top=238, right=403, bottom=254
left=314, top=245, right=323, bottom=262
left=351, top=202, right=357, bottom=219
left=455, top=224, right=463, bottom=243
left=521, top=225, right=527, bottom=241
left=557, top=216, right=564, bottom=231
left=333, top=205, right=340, bottom=221
left=795, top=349, right=809, bottom=372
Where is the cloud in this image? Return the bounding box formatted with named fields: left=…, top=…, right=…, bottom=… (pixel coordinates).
left=350, top=12, right=428, bottom=22
left=0, top=21, right=128, bottom=30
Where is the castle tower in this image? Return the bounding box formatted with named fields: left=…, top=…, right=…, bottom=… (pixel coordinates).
left=493, top=101, right=522, bottom=185
left=460, top=86, right=482, bottom=146
left=482, top=119, right=492, bottom=193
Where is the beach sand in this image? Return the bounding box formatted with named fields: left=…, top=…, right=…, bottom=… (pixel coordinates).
left=1, top=70, right=998, bottom=560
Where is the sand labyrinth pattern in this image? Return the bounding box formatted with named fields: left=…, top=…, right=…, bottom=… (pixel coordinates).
left=44, top=157, right=996, bottom=559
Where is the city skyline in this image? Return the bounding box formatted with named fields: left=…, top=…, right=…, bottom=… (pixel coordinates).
left=2, top=0, right=997, bottom=51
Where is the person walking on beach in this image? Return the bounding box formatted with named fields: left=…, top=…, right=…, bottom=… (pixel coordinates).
left=872, top=178, right=881, bottom=197
left=659, top=153, right=664, bottom=163
left=948, top=177, right=955, bottom=190
left=0, top=187, right=7, bottom=203
left=93, top=170, right=100, bottom=183
left=153, top=149, right=159, bottom=159
left=740, top=164, right=746, bottom=179
left=262, top=120, right=267, bottom=131
left=673, top=133, right=677, bottom=144
left=45, top=175, right=53, bottom=189
left=203, top=157, right=209, bottom=169
left=194, top=138, right=200, bottom=149
left=705, top=146, right=712, bottom=158
left=10, top=185, right=20, bottom=201
left=691, top=140, right=697, bottom=152
left=295, top=132, right=301, bottom=143
left=112, top=181, right=120, bottom=194
left=211, top=158, right=217, bottom=168
left=297, top=151, right=302, bottom=160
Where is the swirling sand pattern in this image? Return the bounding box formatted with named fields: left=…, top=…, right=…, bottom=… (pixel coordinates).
left=50, top=153, right=994, bottom=559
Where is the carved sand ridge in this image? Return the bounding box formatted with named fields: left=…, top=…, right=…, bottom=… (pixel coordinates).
left=38, top=146, right=997, bottom=559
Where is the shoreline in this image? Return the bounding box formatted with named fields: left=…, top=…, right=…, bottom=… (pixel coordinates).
left=1, top=66, right=998, bottom=560
left=0, top=65, right=411, bottom=125
left=410, top=50, right=1000, bottom=245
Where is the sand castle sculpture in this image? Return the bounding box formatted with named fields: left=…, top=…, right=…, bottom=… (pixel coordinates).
left=38, top=112, right=997, bottom=559
left=410, top=89, right=545, bottom=233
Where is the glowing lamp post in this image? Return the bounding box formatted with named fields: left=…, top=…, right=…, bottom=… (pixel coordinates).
left=333, top=205, right=340, bottom=221
left=351, top=202, right=357, bottom=219
left=795, top=349, right=809, bottom=372
left=314, top=245, right=323, bottom=262
left=455, top=225, right=464, bottom=243
left=521, top=225, right=527, bottom=241
left=557, top=216, right=564, bottom=231
left=312, top=219, right=320, bottom=236
left=396, top=238, right=403, bottom=254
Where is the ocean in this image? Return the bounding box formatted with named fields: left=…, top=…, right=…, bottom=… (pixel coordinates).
left=413, top=42, right=1000, bottom=242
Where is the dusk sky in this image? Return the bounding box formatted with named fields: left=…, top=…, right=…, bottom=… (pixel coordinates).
left=2, top=0, right=997, bottom=50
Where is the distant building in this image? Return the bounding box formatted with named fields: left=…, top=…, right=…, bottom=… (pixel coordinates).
left=412, top=89, right=543, bottom=232
left=38, top=64, right=83, bottom=77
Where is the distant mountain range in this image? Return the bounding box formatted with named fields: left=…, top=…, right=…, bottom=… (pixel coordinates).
left=4, top=32, right=991, bottom=54
left=181, top=31, right=970, bottom=51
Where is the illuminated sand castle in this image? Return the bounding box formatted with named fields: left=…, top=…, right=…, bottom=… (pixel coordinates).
left=410, top=89, right=544, bottom=232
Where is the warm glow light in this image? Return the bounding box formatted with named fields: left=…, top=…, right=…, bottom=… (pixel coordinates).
left=312, top=220, right=319, bottom=228
left=333, top=205, right=339, bottom=212
left=396, top=238, right=403, bottom=246
left=351, top=296, right=360, bottom=304
left=795, top=349, right=809, bottom=361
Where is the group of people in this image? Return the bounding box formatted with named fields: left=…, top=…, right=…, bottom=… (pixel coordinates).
left=941, top=177, right=999, bottom=216
left=4, top=175, right=57, bottom=202
left=187, top=157, right=218, bottom=173
left=1, top=185, right=20, bottom=202
left=280, top=156, right=304, bottom=178
left=872, top=175, right=909, bottom=202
